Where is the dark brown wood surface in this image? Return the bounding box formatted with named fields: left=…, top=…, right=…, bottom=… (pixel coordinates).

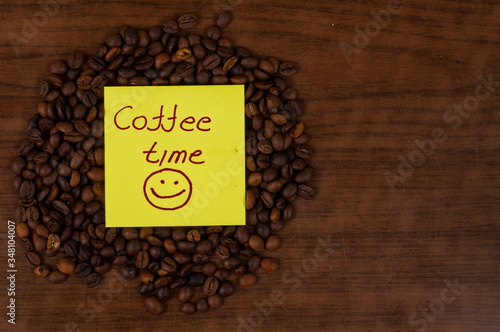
left=1, top=0, right=499, bottom=331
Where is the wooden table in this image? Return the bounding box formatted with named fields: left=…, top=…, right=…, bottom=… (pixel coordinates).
left=1, top=0, right=499, bottom=331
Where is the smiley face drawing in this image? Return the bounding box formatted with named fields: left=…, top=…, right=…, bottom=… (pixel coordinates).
left=143, top=168, right=193, bottom=210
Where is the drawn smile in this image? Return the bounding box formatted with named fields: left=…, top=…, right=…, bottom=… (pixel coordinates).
left=150, top=187, right=186, bottom=199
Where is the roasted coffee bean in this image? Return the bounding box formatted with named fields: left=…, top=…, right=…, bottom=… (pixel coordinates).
left=261, top=257, right=279, bottom=272
left=34, top=236, right=47, bottom=252
left=123, top=26, right=139, bottom=45
left=19, top=180, right=35, bottom=199
left=208, top=294, right=222, bottom=309
left=145, top=296, right=165, bottom=315
left=16, top=222, right=30, bottom=238
left=39, top=80, right=50, bottom=97
left=178, top=14, right=197, bottom=29
left=216, top=11, right=232, bottom=28
left=135, top=250, right=150, bottom=269
left=157, top=286, right=171, bottom=301
left=177, top=286, right=194, bottom=302
left=173, top=251, right=191, bottom=265
left=47, top=270, right=68, bottom=284
left=249, top=235, right=265, bottom=252
left=215, top=245, right=230, bottom=260
left=203, top=276, right=219, bottom=296
left=34, top=264, right=50, bottom=278
left=214, top=268, right=229, bottom=281
left=279, top=61, right=297, bottom=76
left=155, top=276, right=173, bottom=288
left=218, top=280, right=235, bottom=297
left=57, top=258, right=75, bottom=274
left=186, top=229, right=201, bottom=243
left=196, top=239, right=212, bottom=253
left=84, top=272, right=101, bottom=288
left=265, top=235, right=281, bottom=251
left=196, top=298, right=209, bottom=313
left=46, top=233, right=61, bottom=251
left=160, top=257, right=177, bottom=273
left=180, top=301, right=196, bottom=315
left=239, top=273, right=257, bottom=287
left=169, top=277, right=187, bottom=289
left=21, top=238, right=34, bottom=251
left=297, top=184, right=315, bottom=199
left=68, top=51, right=84, bottom=69
left=162, top=19, right=178, bottom=33
left=25, top=251, right=41, bottom=267
left=75, top=262, right=92, bottom=277
left=201, top=262, right=217, bottom=276
left=139, top=281, right=155, bottom=296
left=206, top=25, right=221, bottom=41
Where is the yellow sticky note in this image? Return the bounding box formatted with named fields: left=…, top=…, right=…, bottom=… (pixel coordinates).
left=104, top=85, right=245, bottom=227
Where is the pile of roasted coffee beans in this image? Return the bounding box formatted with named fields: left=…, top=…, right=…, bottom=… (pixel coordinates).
left=12, top=12, right=314, bottom=315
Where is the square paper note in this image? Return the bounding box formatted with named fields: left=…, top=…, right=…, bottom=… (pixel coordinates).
left=104, top=85, right=245, bottom=227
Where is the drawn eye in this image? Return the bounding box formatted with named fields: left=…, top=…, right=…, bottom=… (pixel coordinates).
left=160, top=180, right=165, bottom=184
left=174, top=181, right=179, bottom=185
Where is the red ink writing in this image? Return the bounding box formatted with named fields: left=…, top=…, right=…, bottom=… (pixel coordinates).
left=143, top=142, right=205, bottom=166
left=114, top=104, right=211, bottom=132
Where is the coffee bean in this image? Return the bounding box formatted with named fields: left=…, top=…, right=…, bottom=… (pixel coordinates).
left=178, top=14, right=197, bottom=29
left=135, top=250, right=150, bottom=269
left=57, top=258, right=75, bottom=274
left=157, top=286, right=171, bottom=301
left=279, top=61, right=297, bottom=76
left=297, top=184, right=315, bottom=199
left=162, top=19, right=178, bottom=33
left=206, top=25, right=221, bottom=41
left=186, top=229, right=201, bottom=243
left=261, top=258, right=279, bottom=272
left=196, top=298, right=209, bottom=313
left=180, top=301, right=196, bottom=315
left=218, top=280, right=235, bottom=297
left=203, top=276, right=219, bottom=295
left=248, top=235, right=265, bottom=252
left=169, top=277, right=187, bottom=289
left=208, top=294, right=222, bottom=309
left=265, top=235, right=281, bottom=251
left=16, top=222, right=30, bottom=238
left=155, top=276, right=173, bottom=288
left=215, top=245, right=230, bottom=260
left=85, top=272, right=101, bottom=288
left=295, top=144, right=312, bottom=158
left=201, top=262, right=216, bottom=276
left=19, top=180, right=35, bottom=199
left=63, top=239, right=78, bottom=258
left=196, top=239, right=212, bottom=253
left=145, top=296, right=165, bottom=315
left=68, top=51, right=84, bottom=69
left=160, top=257, right=177, bottom=273
left=139, top=270, right=154, bottom=284
left=123, top=26, right=139, bottom=45
left=25, top=251, right=41, bottom=267
left=47, top=270, right=68, bottom=284
left=75, top=263, right=92, bottom=277
left=46, top=234, right=61, bottom=251
left=34, top=264, right=50, bottom=278
left=214, top=268, right=229, bottom=281
left=216, top=11, right=232, bottom=28
left=140, top=281, right=155, bottom=296
left=239, top=273, right=257, bottom=287
left=177, top=285, right=194, bottom=302
left=202, top=53, right=221, bottom=70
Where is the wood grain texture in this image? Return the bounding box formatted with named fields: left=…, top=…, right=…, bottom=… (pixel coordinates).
left=1, top=0, right=499, bottom=331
